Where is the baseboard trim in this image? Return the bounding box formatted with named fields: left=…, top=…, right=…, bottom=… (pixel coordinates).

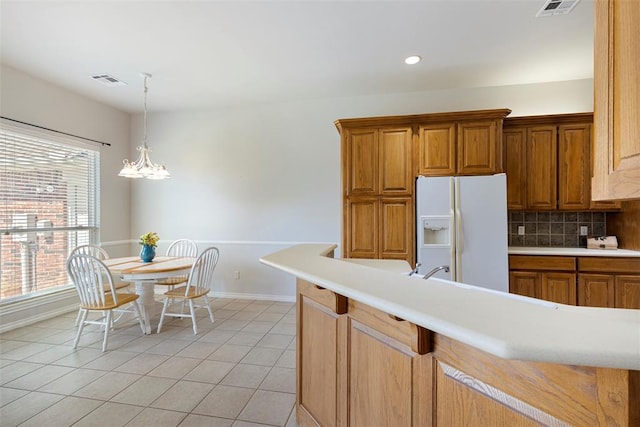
left=0, top=300, right=77, bottom=334
left=209, top=291, right=295, bottom=303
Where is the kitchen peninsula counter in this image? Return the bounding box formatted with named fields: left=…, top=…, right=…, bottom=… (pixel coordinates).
left=261, top=244, right=639, bottom=426
left=261, top=243, right=639, bottom=370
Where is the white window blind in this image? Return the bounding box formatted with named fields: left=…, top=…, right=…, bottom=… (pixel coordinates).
left=0, top=124, right=100, bottom=302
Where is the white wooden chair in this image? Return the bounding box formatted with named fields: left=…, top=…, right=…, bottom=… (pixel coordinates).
left=154, top=239, right=198, bottom=290
left=71, top=245, right=131, bottom=326
left=157, top=246, right=219, bottom=335
left=67, top=253, right=145, bottom=351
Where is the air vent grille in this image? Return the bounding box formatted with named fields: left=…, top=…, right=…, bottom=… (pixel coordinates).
left=536, top=0, right=581, bottom=17
left=90, top=74, right=127, bottom=87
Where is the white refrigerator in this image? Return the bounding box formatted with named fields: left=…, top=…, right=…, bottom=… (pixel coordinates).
left=415, top=174, right=509, bottom=292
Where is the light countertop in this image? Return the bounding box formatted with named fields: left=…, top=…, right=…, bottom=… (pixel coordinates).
left=260, top=244, right=640, bottom=371
left=509, top=247, right=640, bottom=257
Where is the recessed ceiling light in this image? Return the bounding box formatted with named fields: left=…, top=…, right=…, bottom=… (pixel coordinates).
left=405, top=55, right=421, bottom=65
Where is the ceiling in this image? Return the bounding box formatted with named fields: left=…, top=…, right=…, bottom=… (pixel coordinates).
left=0, top=0, right=594, bottom=114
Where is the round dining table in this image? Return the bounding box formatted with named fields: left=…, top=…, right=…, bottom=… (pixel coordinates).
left=103, top=256, right=195, bottom=334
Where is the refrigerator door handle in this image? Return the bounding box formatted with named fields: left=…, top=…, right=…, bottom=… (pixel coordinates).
left=449, top=178, right=456, bottom=279
left=455, top=177, right=463, bottom=282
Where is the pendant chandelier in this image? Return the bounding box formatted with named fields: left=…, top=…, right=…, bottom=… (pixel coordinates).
left=118, top=73, right=170, bottom=180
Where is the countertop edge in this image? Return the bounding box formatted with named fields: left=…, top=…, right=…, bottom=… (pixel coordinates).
left=508, top=247, right=640, bottom=257
left=260, top=244, right=640, bottom=371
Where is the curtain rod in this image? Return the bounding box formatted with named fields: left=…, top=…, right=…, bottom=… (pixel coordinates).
left=0, top=116, right=111, bottom=147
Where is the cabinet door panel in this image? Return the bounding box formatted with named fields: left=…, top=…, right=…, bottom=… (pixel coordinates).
left=614, top=275, right=640, bottom=309
left=457, top=121, right=498, bottom=175
left=526, top=126, right=557, bottom=210
left=298, top=295, right=341, bottom=427
left=509, top=271, right=539, bottom=299
left=577, top=274, right=614, bottom=308
left=418, top=124, right=456, bottom=176
left=379, top=127, right=412, bottom=195
left=346, top=198, right=378, bottom=258
left=380, top=198, right=413, bottom=261
left=541, top=272, right=576, bottom=305
left=347, top=129, right=378, bottom=195
left=593, top=0, right=640, bottom=200
left=558, top=124, right=590, bottom=210
left=504, top=128, right=527, bottom=210
left=349, top=319, right=414, bottom=427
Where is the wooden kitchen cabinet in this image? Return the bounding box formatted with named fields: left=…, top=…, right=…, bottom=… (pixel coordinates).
left=511, top=255, right=640, bottom=308
left=509, top=270, right=539, bottom=299
left=509, top=255, right=577, bottom=305
left=346, top=300, right=430, bottom=426
left=593, top=0, right=640, bottom=201
left=541, top=272, right=576, bottom=305
left=296, top=278, right=430, bottom=427
left=337, top=109, right=510, bottom=265
left=504, top=127, right=527, bottom=210
left=527, top=125, right=557, bottom=210
left=344, top=126, right=412, bottom=196
left=578, top=257, right=640, bottom=309
left=417, top=123, right=455, bottom=176
left=558, top=124, right=591, bottom=210
left=504, top=113, right=620, bottom=211
left=615, top=276, right=640, bottom=309
left=417, top=115, right=506, bottom=176
left=345, top=197, right=413, bottom=261
left=296, top=279, right=347, bottom=427
left=577, top=274, right=614, bottom=308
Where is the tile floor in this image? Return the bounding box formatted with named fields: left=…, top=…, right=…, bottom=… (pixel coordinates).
left=0, top=298, right=299, bottom=427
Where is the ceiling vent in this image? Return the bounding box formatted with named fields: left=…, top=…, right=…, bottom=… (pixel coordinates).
left=90, top=74, right=127, bottom=87
left=536, top=0, right=581, bottom=17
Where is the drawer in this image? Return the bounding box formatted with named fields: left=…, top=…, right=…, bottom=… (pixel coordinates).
left=509, top=255, right=576, bottom=271
left=578, top=257, right=640, bottom=274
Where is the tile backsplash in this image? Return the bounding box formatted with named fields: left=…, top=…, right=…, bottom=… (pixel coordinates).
left=508, top=212, right=606, bottom=248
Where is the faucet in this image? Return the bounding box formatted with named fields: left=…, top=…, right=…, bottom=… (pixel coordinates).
left=422, top=265, right=450, bottom=279
left=408, top=262, right=422, bottom=276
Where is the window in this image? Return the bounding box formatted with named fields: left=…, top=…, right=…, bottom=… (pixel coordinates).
left=0, top=123, right=100, bottom=303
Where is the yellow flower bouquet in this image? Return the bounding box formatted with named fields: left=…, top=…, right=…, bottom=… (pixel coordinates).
left=140, top=231, right=160, bottom=248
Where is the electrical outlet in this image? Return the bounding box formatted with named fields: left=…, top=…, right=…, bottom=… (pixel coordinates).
left=518, top=226, right=525, bottom=236
left=233, top=271, right=240, bottom=280
left=580, top=226, right=588, bottom=236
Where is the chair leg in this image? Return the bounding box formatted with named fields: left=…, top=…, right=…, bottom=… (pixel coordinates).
left=157, top=298, right=170, bottom=334
left=203, top=295, right=215, bottom=323
left=74, top=307, right=82, bottom=326
left=102, top=311, right=112, bottom=352
left=189, top=299, right=197, bottom=335
left=73, top=309, right=88, bottom=349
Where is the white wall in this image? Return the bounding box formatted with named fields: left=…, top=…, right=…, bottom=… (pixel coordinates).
left=129, top=78, right=593, bottom=300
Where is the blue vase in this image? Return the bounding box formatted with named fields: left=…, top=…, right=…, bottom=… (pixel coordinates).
left=140, top=244, right=156, bottom=262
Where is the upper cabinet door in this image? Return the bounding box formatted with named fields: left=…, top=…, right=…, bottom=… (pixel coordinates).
left=526, top=126, right=557, bottom=210
left=504, top=127, right=527, bottom=210
left=417, top=124, right=456, bottom=176
left=346, top=129, right=378, bottom=196
left=593, top=0, right=640, bottom=201
left=558, top=124, right=591, bottom=210
left=457, top=120, right=499, bottom=175
left=379, top=127, right=413, bottom=195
